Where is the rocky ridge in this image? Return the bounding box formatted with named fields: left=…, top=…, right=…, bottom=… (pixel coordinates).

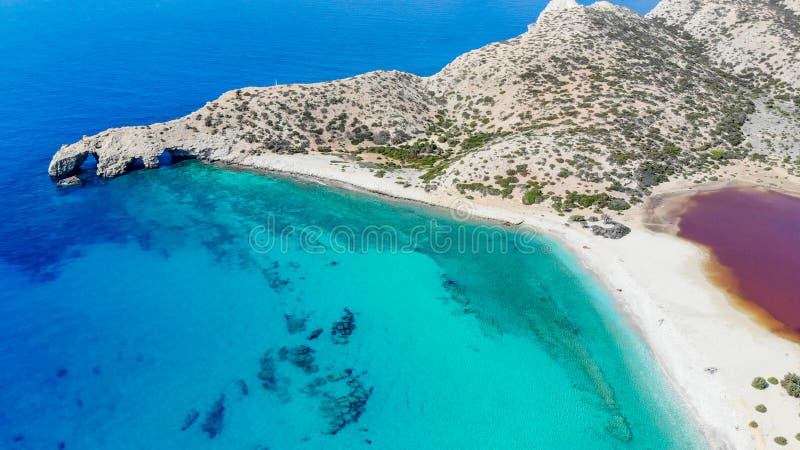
left=649, top=0, right=800, bottom=89
left=49, top=0, right=800, bottom=216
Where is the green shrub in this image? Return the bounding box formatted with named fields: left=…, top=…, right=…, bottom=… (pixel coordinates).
left=755, top=404, right=767, bottom=413
left=752, top=377, right=769, bottom=390
left=781, top=373, right=800, bottom=397
left=768, top=377, right=779, bottom=385
left=493, top=175, right=519, bottom=198
left=456, top=183, right=500, bottom=196
left=774, top=437, right=787, bottom=446
left=364, top=143, right=442, bottom=168
left=562, top=192, right=629, bottom=211
left=748, top=421, right=758, bottom=428
left=522, top=182, right=547, bottom=205
left=795, top=433, right=800, bottom=442
left=460, top=133, right=497, bottom=150
left=419, top=162, right=448, bottom=182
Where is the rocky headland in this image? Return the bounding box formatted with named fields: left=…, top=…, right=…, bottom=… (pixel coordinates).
left=49, top=0, right=800, bottom=222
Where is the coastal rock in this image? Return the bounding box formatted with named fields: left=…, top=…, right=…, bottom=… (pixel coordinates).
left=590, top=217, right=632, bottom=240
left=48, top=130, right=218, bottom=178
left=200, top=394, right=225, bottom=439
left=331, top=309, right=356, bottom=344
left=56, top=175, right=81, bottom=188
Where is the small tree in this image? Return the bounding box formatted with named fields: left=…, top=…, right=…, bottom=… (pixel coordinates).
left=752, top=377, right=769, bottom=390
left=781, top=373, right=800, bottom=397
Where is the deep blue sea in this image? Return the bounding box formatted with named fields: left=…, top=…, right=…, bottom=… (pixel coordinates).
left=0, top=1, right=701, bottom=448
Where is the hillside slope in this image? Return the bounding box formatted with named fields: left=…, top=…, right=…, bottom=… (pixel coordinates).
left=49, top=0, right=798, bottom=216
left=649, top=0, right=800, bottom=89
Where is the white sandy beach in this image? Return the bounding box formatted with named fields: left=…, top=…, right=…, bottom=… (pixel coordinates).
left=236, top=151, right=800, bottom=449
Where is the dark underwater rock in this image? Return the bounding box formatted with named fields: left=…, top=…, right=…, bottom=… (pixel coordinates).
left=180, top=409, right=200, bottom=431
left=285, top=313, right=308, bottom=334
left=440, top=275, right=469, bottom=306
left=261, top=267, right=290, bottom=291
left=302, top=369, right=355, bottom=396
left=279, top=345, right=318, bottom=374
left=307, top=328, right=323, bottom=341
left=606, top=414, right=633, bottom=442
left=201, top=395, right=225, bottom=439
left=320, top=375, right=373, bottom=435
left=327, top=369, right=354, bottom=383
left=331, top=309, right=356, bottom=344
left=258, top=351, right=277, bottom=390
left=237, top=379, right=249, bottom=397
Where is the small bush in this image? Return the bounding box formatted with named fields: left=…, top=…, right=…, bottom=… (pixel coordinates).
left=522, top=182, right=547, bottom=205
left=781, top=373, right=800, bottom=397
left=795, top=433, right=800, bottom=442
left=755, top=404, right=767, bottom=413
left=774, top=436, right=787, bottom=446
left=768, top=377, right=779, bottom=385
left=749, top=421, right=758, bottom=428
left=461, top=133, right=497, bottom=150
left=752, top=377, right=769, bottom=390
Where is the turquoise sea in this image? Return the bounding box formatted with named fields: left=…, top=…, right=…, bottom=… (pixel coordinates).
left=0, top=0, right=701, bottom=448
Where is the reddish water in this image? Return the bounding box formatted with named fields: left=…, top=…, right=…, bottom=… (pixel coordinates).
left=678, top=188, right=800, bottom=335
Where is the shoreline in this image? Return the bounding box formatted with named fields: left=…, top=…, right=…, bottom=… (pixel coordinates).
left=647, top=187, right=800, bottom=343
left=208, top=153, right=800, bottom=449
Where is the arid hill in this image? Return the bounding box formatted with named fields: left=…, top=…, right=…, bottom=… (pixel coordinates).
left=49, top=0, right=800, bottom=214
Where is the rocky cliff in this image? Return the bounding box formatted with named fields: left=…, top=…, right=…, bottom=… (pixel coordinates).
left=49, top=0, right=800, bottom=214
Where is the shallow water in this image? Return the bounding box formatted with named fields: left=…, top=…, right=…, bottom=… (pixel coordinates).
left=0, top=0, right=695, bottom=448
left=1, top=163, right=701, bottom=448
left=678, top=188, right=800, bottom=335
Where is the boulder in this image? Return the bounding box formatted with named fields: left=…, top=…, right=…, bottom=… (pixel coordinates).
left=56, top=176, right=81, bottom=188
